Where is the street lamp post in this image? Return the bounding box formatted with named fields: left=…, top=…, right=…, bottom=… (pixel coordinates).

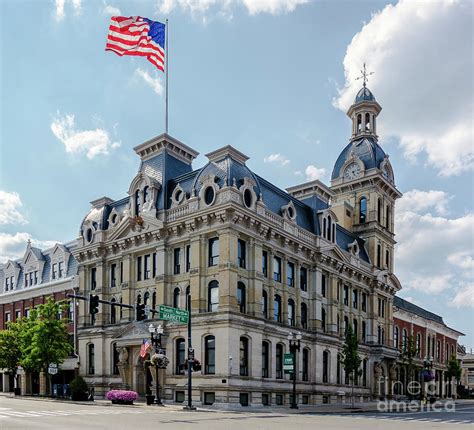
left=148, top=323, right=164, bottom=406
left=421, top=355, right=434, bottom=403
left=288, top=331, right=302, bottom=409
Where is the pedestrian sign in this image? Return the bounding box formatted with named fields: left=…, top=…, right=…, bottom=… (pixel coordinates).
left=283, top=353, right=294, bottom=374
left=159, top=305, right=189, bottom=324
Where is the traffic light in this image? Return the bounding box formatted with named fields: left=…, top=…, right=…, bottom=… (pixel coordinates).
left=89, top=294, right=99, bottom=315
left=136, top=303, right=146, bottom=321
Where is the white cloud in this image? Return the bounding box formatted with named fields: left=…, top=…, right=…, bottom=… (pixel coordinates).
left=0, top=233, right=57, bottom=264
left=242, top=0, right=308, bottom=15
left=0, top=191, right=28, bottom=226
left=54, top=0, right=82, bottom=21
left=155, top=0, right=307, bottom=22
left=51, top=113, right=120, bottom=159
left=451, top=283, right=474, bottom=309
left=135, top=68, right=164, bottom=96
left=395, top=189, right=474, bottom=307
left=305, top=165, right=326, bottom=181
left=397, top=190, right=450, bottom=216
left=334, top=0, right=473, bottom=176
left=264, top=153, right=290, bottom=166
left=103, top=2, right=121, bottom=15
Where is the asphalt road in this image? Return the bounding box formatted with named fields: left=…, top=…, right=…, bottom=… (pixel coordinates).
left=0, top=397, right=473, bottom=429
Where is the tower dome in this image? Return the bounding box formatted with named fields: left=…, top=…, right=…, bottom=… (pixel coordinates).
left=354, top=86, right=376, bottom=103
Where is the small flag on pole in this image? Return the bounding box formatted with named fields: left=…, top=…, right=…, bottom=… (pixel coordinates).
left=106, top=16, right=165, bottom=72
left=139, top=338, right=152, bottom=358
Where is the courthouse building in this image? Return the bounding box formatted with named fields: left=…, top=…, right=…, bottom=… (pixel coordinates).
left=0, top=85, right=463, bottom=405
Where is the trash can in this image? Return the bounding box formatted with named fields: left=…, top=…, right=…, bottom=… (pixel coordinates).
left=53, top=384, right=58, bottom=397
left=63, top=384, right=70, bottom=398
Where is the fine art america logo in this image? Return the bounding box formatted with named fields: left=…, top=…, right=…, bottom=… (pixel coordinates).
left=376, top=378, right=456, bottom=412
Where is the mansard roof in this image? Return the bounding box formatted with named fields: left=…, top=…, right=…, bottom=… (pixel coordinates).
left=394, top=296, right=444, bottom=325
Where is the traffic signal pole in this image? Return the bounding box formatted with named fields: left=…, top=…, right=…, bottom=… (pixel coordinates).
left=183, top=294, right=195, bottom=410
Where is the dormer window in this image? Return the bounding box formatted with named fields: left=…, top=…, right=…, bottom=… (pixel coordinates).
left=134, top=189, right=141, bottom=215
left=52, top=263, right=57, bottom=280
left=58, top=261, right=64, bottom=278
left=143, top=186, right=149, bottom=205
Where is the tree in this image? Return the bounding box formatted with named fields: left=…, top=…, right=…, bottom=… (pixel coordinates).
left=20, top=297, right=72, bottom=396
left=340, top=324, right=361, bottom=408
left=446, top=354, right=462, bottom=399
left=0, top=322, right=22, bottom=391
left=399, top=334, right=419, bottom=399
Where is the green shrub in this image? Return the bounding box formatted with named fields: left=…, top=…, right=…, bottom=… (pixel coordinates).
left=70, top=376, right=88, bottom=400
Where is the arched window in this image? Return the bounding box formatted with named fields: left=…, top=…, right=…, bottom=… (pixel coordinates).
left=359, top=197, right=367, bottom=223
left=323, top=350, right=329, bottom=383
left=446, top=342, right=449, bottom=362
left=353, top=319, right=358, bottom=339
left=143, top=186, right=149, bottom=205
left=385, top=250, right=390, bottom=270
left=112, top=342, right=120, bottom=375
left=362, top=359, right=367, bottom=387
left=321, top=307, right=326, bottom=332
left=204, top=335, right=215, bottom=374
left=394, top=326, right=399, bottom=349
left=262, top=341, right=270, bottom=378
left=134, top=189, right=141, bottom=215
left=173, top=288, right=180, bottom=309
left=362, top=321, right=366, bottom=343
left=301, top=302, right=308, bottom=329
left=208, top=281, right=219, bottom=312
left=237, top=282, right=246, bottom=313
left=262, top=290, right=268, bottom=319
left=332, top=224, right=336, bottom=242
left=386, top=205, right=390, bottom=229
left=88, top=343, right=95, bottom=375
left=136, top=294, right=142, bottom=305
left=239, top=337, right=249, bottom=376
left=276, top=344, right=283, bottom=379
left=417, top=333, right=422, bottom=357
left=327, top=216, right=332, bottom=241
left=110, top=298, right=116, bottom=324
left=377, top=198, right=382, bottom=223
left=377, top=325, right=382, bottom=345
left=152, top=291, right=156, bottom=309
left=302, top=348, right=310, bottom=381
left=337, top=314, right=341, bottom=334
left=436, top=340, right=441, bottom=360
left=175, top=338, right=185, bottom=374
left=288, top=299, right=295, bottom=326
left=365, top=112, right=371, bottom=131
left=274, top=295, right=282, bottom=322
left=344, top=315, right=349, bottom=334
left=323, top=218, right=327, bottom=239
left=144, top=291, right=149, bottom=305
left=357, top=114, right=362, bottom=132
left=377, top=244, right=381, bottom=268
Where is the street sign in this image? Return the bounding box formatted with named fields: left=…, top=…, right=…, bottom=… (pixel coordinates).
left=48, top=366, right=58, bottom=375
left=159, top=305, right=189, bottom=324
left=283, top=353, right=294, bottom=374
left=188, top=347, right=195, bottom=360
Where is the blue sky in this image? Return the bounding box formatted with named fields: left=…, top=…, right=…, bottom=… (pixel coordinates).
left=0, top=0, right=472, bottom=346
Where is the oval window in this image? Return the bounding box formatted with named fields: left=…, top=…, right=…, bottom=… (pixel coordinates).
left=287, top=206, right=295, bottom=219
left=86, top=228, right=93, bottom=243
left=111, top=214, right=117, bottom=224
left=204, top=186, right=215, bottom=205
left=175, top=189, right=183, bottom=203
left=243, top=189, right=253, bottom=208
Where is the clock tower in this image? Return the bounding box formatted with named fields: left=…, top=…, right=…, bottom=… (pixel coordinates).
left=330, top=85, right=402, bottom=273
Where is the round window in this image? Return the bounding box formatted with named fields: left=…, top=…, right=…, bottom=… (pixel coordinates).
left=86, top=228, right=93, bottom=243
left=204, top=186, right=215, bottom=205
left=175, top=189, right=183, bottom=203
left=243, top=188, right=253, bottom=208
left=287, top=206, right=295, bottom=219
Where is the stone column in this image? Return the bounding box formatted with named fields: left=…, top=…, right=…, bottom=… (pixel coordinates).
left=327, top=276, right=339, bottom=334
left=121, top=254, right=133, bottom=321
left=39, top=371, right=47, bottom=396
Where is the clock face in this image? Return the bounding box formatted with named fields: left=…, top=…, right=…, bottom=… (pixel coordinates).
left=344, top=163, right=362, bottom=180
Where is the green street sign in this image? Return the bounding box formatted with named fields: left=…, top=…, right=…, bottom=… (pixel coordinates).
left=283, top=353, right=294, bottom=374
left=159, top=305, right=189, bottom=324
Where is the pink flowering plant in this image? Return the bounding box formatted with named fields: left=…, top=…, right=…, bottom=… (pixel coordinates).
left=106, top=390, right=138, bottom=402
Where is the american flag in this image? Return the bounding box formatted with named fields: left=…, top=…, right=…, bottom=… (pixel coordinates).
left=105, top=16, right=165, bottom=72
left=139, top=338, right=152, bottom=358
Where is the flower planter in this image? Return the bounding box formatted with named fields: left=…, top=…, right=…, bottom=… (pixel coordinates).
left=106, top=390, right=138, bottom=405
left=146, top=395, right=155, bottom=405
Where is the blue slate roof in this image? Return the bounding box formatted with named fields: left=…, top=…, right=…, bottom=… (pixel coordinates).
left=355, top=86, right=376, bottom=103
left=331, top=136, right=387, bottom=180
left=394, top=296, right=444, bottom=325
left=336, top=225, right=370, bottom=263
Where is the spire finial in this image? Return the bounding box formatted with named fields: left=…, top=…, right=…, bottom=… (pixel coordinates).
left=355, top=63, right=374, bottom=88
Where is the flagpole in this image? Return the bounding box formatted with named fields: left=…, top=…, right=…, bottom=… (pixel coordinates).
left=165, top=18, right=169, bottom=134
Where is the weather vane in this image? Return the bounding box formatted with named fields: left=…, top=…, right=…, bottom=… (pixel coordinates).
left=355, top=63, right=374, bottom=88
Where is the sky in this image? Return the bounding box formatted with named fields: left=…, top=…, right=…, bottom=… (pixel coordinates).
left=0, top=0, right=473, bottom=346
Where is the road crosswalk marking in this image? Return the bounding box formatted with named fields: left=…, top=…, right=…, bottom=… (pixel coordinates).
left=0, top=408, right=144, bottom=420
